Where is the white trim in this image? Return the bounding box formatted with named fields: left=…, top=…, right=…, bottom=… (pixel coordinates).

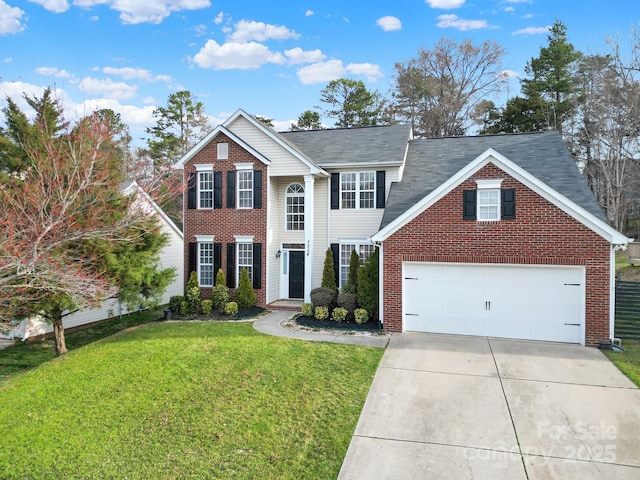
left=173, top=123, right=271, bottom=169
left=236, top=169, right=253, bottom=209
left=197, top=170, right=214, bottom=210
left=610, top=246, right=616, bottom=341
left=234, top=235, right=254, bottom=243
left=285, top=182, right=305, bottom=232
left=476, top=178, right=503, bottom=189
left=197, top=241, right=215, bottom=288
left=372, top=148, right=630, bottom=246
left=194, top=164, right=214, bottom=171
left=477, top=188, right=500, bottom=221
left=235, top=163, right=253, bottom=170
left=194, top=235, right=214, bottom=242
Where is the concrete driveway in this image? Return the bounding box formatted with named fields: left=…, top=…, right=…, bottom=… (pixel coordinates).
left=339, top=333, right=640, bottom=479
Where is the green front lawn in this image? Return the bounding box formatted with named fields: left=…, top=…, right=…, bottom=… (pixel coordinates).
left=0, top=321, right=382, bottom=479
left=605, top=340, right=640, bottom=387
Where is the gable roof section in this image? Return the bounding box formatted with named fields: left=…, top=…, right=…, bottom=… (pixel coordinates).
left=173, top=121, right=271, bottom=169
left=223, top=109, right=327, bottom=176
left=281, top=124, right=412, bottom=168
left=374, top=132, right=629, bottom=245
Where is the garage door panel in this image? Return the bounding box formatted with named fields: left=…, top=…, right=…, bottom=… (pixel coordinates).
left=403, top=263, right=584, bottom=344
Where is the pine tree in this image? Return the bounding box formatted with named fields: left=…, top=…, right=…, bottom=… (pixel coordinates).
left=235, top=268, right=256, bottom=308
left=321, top=248, right=337, bottom=290
left=357, top=248, right=379, bottom=321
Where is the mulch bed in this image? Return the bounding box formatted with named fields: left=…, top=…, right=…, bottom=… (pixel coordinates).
left=294, top=315, right=381, bottom=332
left=168, top=306, right=266, bottom=321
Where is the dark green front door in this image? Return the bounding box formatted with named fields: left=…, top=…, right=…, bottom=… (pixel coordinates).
left=289, top=251, right=304, bottom=299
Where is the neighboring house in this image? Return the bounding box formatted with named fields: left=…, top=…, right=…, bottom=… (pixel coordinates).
left=2, top=181, right=184, bottom=341
left=177, top=109, right=630, bottom=346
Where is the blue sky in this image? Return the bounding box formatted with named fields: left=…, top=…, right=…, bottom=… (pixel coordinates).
left=1, top=0, right=638, bottom=144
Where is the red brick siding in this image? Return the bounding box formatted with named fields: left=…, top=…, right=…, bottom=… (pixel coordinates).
left=382, top=163, right=611, bottom=346
left=183, top=133, right=267, bottom=306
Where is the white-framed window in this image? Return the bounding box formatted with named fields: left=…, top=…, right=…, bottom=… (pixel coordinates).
left=237, top=242, right=253, bottom=283
left=478, top=189, right=500, bottom=221
left=237, top=170, right=253, bottom=209
left=339, top=242, right=375, bottom=287
left=198, top=240, right=214, bottom=287
left=340, top=171, right=375, bottom=209
left=217, top=142, right=228, bottom=160
left=285, top=183, right=304, bottom=231
left=198, top=171, right=214, bottom=209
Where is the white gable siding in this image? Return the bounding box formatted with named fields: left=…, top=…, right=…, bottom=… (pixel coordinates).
left=266, top=175, right=281, bottom=303
left=330, top=166, right=399, bottom=242
left=227, top=117, right=310, bottom=176
left=312, top=177, right=330, bottom=289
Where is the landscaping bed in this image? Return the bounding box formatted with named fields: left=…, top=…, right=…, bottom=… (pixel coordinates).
left=169, top=306, right=266, bottom=322
left=294, top=314, right=381, bottom=332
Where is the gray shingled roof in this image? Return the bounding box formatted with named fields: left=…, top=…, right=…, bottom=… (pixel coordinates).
left=280, top=124, right=411, bottom=167
left=380, top=131, right=606, bottom=229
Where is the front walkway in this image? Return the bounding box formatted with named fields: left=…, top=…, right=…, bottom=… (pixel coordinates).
left=253, top=310, right=389, bottom=348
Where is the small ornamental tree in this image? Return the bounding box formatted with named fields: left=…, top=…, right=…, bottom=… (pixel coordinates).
left=235, top=268, right=256, bottom=308
left=211, top=268, right=229, bottom=311
left=357, top=247, right=379, bottom=321
left=185, top=271, right=201, bottom=314
left=321, top=248, right=337, bottom=290
left=347, top=249, right=360, bottom=291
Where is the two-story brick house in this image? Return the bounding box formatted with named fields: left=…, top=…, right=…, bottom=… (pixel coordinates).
left=176, top=109, right=630, bottom=346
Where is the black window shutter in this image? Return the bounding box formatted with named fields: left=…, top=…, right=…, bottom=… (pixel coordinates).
left=330, top=173, right=340, bottom=210
left=227, top=171, right=236, bottom=208
left=226, top=243, right=236, bottom=288
left=214, top=171, right=222, bottom=209
left=188, top=242, right=197, bottom=277
left=214, top=243, right=222, bottom=278
left=254, top=170, right=262, bottom=209
left=376, top=170, right=386, bottom=208
left=330, top=243, right=339, bottom=287
left=501, top=188, right=516, bottom=220
left=187, top=173, right=197, bottom=209
left=463, top=190, right=477, bottom=220
left=252, top=243, right=262, bottom=289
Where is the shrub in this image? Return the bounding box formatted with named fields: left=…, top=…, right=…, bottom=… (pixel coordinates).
left=224, top=301, right=238, bottom=316
left=348, top=248, right=360, bottom=290
left=354, top=308, right=368, bottom=324
left=235, top=268, right=257, bottom=308
left=314, top=306, right=329, bottom=320
left=332, top=307, right=348, bottom=322
left=337, top=292, right=358, bottom=313
left=185, top=271, right=202, bottom=314
left=179, top=301, right=189, bottom=315
left=215, top=268, right=226, bottom=287
left=201, top=299, right=213, bottom=315
left=310, top=287, right=337, bottom=309
left=169, top=295, right=184, bottom=313
left=211, top=284, right=230, bottom=311
left=357, top=247, right=379, bottom=320
left=341, top=283, right=356, bottom=294
left=301, top=303, right=314, bottom=317
left=321, top=248, right=337, bottom=290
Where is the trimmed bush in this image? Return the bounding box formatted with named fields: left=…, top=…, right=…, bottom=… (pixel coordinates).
left=211, top=284, right=230, bottom=311
left=201, top=299, right=213, bottom=315
left=314, top=306, right=329, bottom=320
left=169, top=295, right=184, bottom=313
left=185, top=271, right=202, bottom=314
left=337, top=292, right=358, bottom=313
left=301, top=303, right=314, bottom=317
left=354, top=308, right=368, bottom=324
left=179, top=301, right=189, bottom=315
left=341, top=283, right=356, bottom=294
left=321, top=248, right=337, bottom=290
left=348, top=249, right=360, bottom=290
left=332, top=307, right=348, bottom=322
left=357, top=247, right=379, bottom=320
left=224, top=302, right=238, bottom=316
left=310, top=287, right=337, bottom=309
left=235, top=268, right=257, bottom=308
left=215, top=268, right=226, bottom=287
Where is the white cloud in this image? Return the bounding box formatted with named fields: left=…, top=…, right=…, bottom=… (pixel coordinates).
left=0, top=1, right=25, bottom=35
left=506, top=0, right=531, bottom=3
left=0, top=82, right=51, bottom=116
left=36, top=66, right=73, bottom=78
left=79, top=77, right=138, bottom=100
left=29, top=0, right=69, bottom=13
left=228, top=20, right=300, bottom=42
left=284, top=47, right=326, bottom=65
left=512, top=25, right=550, bottom=35
left=214, top=11, right=224, bottom=24
left=102, top=66, right=173, bottom=84
left=425, top=0, right=465, bottom=8
left=305, top=9, right=314, bottom=17
left=376, top=16, right=401, bottom=32
left=522, top=13, right=533, bottom=19
left=4, top=57, right=12, bottom=63
left=192, top=40, right=286, bottom=70
left=436, top=14, right=488, bottom=30
left=89, top=15, right=98, bottom=21
left=501, top=69, right=519, bottom=78
left=297, top=60, right=346, bottom=85
left=194, top=23, right=207, bottom=35
left=346, top=63, right=383, bottom=82
left=72, top=0, right=211, bottom=24
left=504, top=6, right=515, bottom=12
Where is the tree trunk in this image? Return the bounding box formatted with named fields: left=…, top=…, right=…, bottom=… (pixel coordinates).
left=53, top=314, right=68, bottom=357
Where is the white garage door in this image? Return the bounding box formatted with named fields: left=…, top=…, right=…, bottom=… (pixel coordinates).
left=403, top=263, right=584, bottom=344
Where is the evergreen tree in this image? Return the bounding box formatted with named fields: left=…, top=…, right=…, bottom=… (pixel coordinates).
left=291, top=110, right=322, bottom=131
left=357, top=248, right=379, bottom=321
left=321, top=248, right=337, bottom=290
left=319, top=78, right=385, bottom=127
left=235, top=268, right=256, bottom=308
left=347, top=249, right=360, bottom=290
